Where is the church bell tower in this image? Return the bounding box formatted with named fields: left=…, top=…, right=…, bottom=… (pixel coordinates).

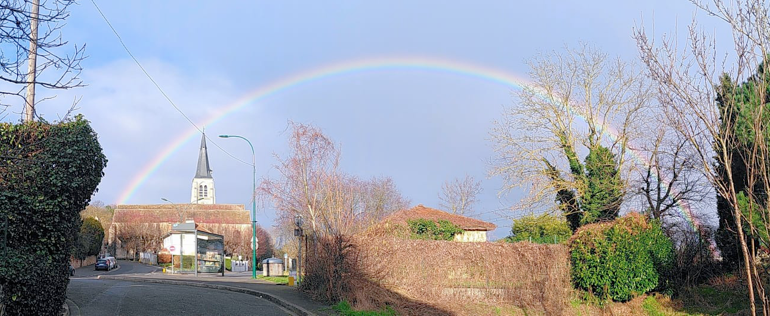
left=191, top=133, right=215, bottom=204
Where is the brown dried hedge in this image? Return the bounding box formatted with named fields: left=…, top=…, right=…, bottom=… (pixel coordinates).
left=355, top=236, right=570, bottom=314
left=302, top=231, right=570, bottom=315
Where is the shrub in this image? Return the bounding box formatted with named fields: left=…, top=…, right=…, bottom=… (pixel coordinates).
left=569, top=213, right=674, bottom=302
left=0, top=117, right=106, bottom=314
left=158, top=252, right=172, bottom=264
left=301, top=234, right=360, bottom=303
left=72, top=217, right=105, bottom=263
left=505, top=213, right=571, bottom=244
left=407, top=219, right=463, bottom=241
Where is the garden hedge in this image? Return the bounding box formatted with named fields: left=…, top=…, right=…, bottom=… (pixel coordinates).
left=569, top=213, right=673, bottom=302
left=0, top=116, right=106, bottom=314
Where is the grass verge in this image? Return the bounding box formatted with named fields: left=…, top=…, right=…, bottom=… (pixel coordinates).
left=331, top=301, right=397, bottom=316
left=256, top=275, right=289, bottom=285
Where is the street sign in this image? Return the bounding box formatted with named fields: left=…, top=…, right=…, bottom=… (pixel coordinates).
left=169, top=245, right=176, bottom=252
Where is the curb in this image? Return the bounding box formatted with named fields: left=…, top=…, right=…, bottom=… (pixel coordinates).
left=65, top=299, right=80, bottom=316
left=97, top=275, right=313, bottom=316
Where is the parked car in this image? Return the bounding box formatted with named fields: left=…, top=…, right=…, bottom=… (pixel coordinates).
left=95, top=259, right=110, bottom=271
left=69, top=264, right=75, bottom=276
left=106, top=257, right=118, bottom=270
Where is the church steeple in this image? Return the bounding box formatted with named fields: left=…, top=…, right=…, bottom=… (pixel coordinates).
left=191, top=132, right=215, bottom=204
left=195, top=133, right=212, bottom=179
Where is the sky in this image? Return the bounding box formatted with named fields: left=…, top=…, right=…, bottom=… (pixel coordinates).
left=0, top=1, right=729, bottom=240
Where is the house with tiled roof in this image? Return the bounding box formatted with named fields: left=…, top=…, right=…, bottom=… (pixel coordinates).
left=383, top=204, right=496, bottom=242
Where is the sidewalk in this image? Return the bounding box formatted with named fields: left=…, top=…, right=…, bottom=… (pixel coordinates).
left=98, top=271, right=334, bottom=316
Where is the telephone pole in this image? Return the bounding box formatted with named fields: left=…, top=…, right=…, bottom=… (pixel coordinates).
left=24, top=0, right=39, bottom=122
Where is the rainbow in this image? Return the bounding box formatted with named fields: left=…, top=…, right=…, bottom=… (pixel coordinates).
left=115, top=56, right=702, bottom=231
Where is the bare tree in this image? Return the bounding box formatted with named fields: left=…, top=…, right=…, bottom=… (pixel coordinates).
left=634, top=1, right=770, bottom=313
left=360, top=176, right=410, bottom=226
left=490, top=44, right=649, bottom=216
left=438, top=175, right=482, bottom=216
left=259, top=122, right=342, bottom=236
left=634, top=124, right=711, bottom=232
left=260, top=122, right=410, bottom=241
left=0, top=0, right=85, bottom=118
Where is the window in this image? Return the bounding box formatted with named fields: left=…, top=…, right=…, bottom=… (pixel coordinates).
left=203, top=185, right=208, bottom=197
left=199, top=185, right=204, bottom=198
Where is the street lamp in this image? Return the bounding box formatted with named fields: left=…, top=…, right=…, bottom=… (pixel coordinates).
left=219, top=134, right=258, bottom=279
left=294, top=214, right=303, bottom=285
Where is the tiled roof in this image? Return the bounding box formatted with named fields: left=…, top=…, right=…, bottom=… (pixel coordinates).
left=113, top=204, right=249, bottom=224
left=383, top=204, right=496, bottom=231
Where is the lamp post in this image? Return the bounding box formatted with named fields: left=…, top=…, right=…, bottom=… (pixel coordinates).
left=294, top=214, right=303, bottom=285
left=219, top=134, right=258, bottom=279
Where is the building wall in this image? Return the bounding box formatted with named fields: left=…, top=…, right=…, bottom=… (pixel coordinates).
left=191, top=178, right=216, bottom=204
left=453, top=230, right=488, bottom=242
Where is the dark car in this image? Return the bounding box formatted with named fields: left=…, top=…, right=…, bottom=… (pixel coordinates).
left=69, top=264, right=75, bottom=276
left=95, top=259, right=111, bottom=271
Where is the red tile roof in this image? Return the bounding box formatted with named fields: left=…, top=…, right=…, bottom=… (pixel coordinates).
left=113, top=204, right=250, bottom=225
left=383, top=204, right=496, bottom=231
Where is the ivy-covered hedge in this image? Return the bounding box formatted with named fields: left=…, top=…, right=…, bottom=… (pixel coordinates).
left=569, top=213, right=673, bottom=302
left=0, top=116, right=106, bottom=314
left=505, top=213, right=572, bottom=244
left=407, top=219, right=463, bottom=241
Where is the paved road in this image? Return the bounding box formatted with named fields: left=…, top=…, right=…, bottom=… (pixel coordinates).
left=71, top=259, right=159, bottom=278
left=67, top=261, right=294, bottom=316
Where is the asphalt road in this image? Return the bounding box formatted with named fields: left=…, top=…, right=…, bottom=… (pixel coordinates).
left=71, top=259, right=159, bottom=278
left=67, top=261, right=293, bottom=316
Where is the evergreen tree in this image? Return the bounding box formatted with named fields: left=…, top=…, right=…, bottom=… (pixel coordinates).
left=714, top=64, right=770, bottom=268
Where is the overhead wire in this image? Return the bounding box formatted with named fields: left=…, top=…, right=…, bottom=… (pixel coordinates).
left=89, top=0, right=251, bottom=166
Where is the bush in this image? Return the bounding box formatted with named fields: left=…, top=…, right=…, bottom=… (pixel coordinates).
left=301, top=234, right=360, bottom=303
left=407, top=219, right=463, bottom=241
left=158, top=252, right=172, bottom=264
left=0, top=117, right=106, bottom=314
left=505, top=213, right=571, bottom=244
left=569, top=213, right=673, bottom=302
left=72, top=217, right=104, bottom=262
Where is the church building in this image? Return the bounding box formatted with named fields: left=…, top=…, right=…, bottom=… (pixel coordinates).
left=109, top=133, right=252, bottom=259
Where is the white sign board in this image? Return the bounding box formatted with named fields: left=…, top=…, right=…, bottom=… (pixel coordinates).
left=163, top=233, right=196, bottom=255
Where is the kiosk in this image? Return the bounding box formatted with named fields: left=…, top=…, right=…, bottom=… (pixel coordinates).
left=162, top=220, right=224, bottom=275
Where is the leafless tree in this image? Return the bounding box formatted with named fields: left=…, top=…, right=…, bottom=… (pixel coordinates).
left=634, top=1, right=770, bottom=313
left=490, top=44, right=649, bottom=215
left=438, top=174, right=482, bottom=216
left=0, top=0, right=85, bottom=117
left=633, top=124, right=712, bottom=233
left=259, top=122, right=342, bottom=236
left=260, top=122, right=410, bottom=244
left=360, top=176, right=410, bottom=226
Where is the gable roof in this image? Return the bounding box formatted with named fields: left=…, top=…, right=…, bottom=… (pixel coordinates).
left=384, top=204, right=496, bottom=231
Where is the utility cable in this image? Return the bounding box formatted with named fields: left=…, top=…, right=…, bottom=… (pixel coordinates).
left=90, top=0, right=251, bottom=166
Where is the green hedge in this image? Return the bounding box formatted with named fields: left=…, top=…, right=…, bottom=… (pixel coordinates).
left=0, top=117, right=106, bottom=314
left=407, top=219, right=463, bottom=241
left=569, top=213, right=673, bottom=302
left=505, top=213, right=572, bottom=244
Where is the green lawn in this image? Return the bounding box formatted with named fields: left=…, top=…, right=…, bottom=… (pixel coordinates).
left=256, top=275, right=289, bottom=285
left=331, top=301, right=397, bottom=316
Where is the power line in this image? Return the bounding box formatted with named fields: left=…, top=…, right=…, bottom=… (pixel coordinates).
left=89, top=0, right=251, bottom=166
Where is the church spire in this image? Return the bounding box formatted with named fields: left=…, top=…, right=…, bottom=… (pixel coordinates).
left=195, top=132, right=212, bottom=179
left=192, top=132, right=215, bottom=204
